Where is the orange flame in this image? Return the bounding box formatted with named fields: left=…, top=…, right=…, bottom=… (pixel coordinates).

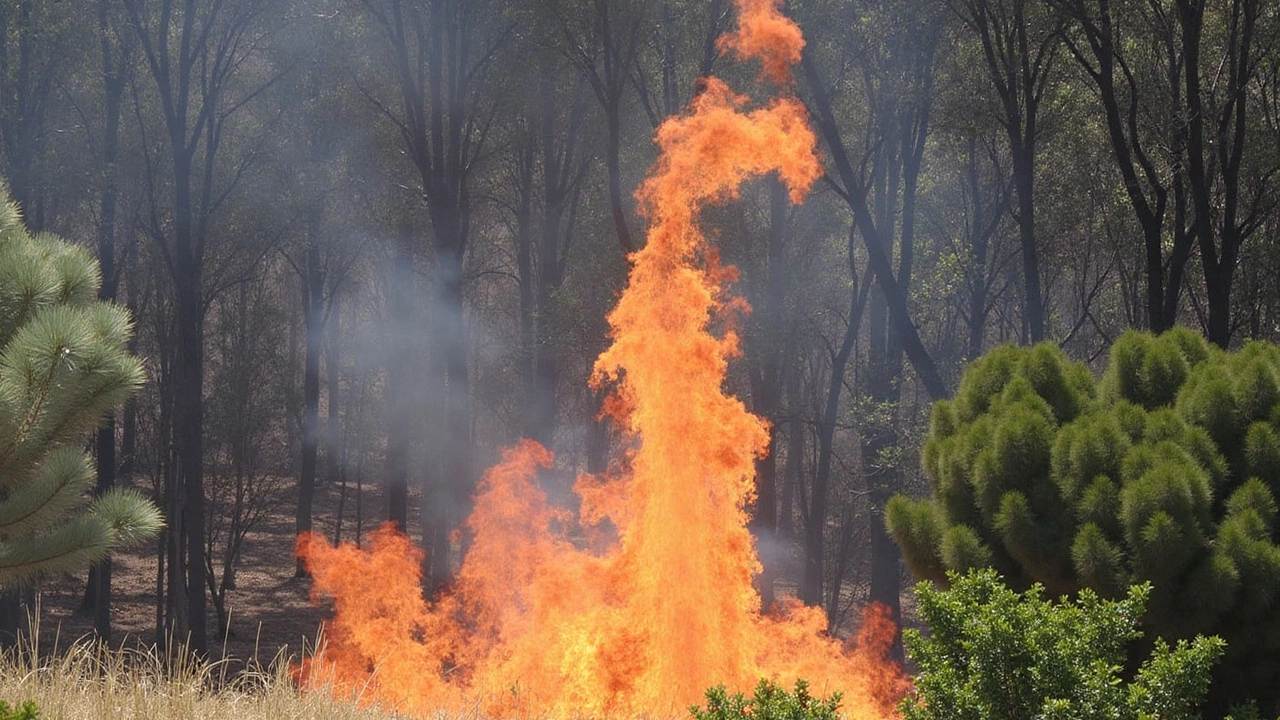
left=296, top=1, right=908, bottom=717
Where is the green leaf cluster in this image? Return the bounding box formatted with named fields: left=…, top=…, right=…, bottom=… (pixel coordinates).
left=0, top=701, right=37, bottom=720
left=886, top=329, right=1280, bottom=714
left=900, top=569, right=1224, bottom=720
left=690, top=679, right=841, bottom=720
left=0, top=180, right=162, bottom=587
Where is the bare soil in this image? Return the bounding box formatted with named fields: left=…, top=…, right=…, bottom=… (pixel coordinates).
left=29, top=472, right=915, bottom=673
left=33, top=475, right=394, bottom=668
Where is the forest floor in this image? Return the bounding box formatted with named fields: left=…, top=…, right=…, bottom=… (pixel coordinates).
left=27, top=473, right=905, bottom=676
left=32, top=474, right=394, bottom=670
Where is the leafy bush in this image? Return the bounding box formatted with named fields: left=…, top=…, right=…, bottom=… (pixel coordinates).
left=691, top=679, right=840, bottom=720
left=886, top=329, right=1280, bottom=714
left=0, top=701, right=37, bottom=720
left=900, top=569, right=1223, bottom=720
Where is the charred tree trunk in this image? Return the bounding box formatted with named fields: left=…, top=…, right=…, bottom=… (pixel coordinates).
left=384, top=238, right=415, bottom=534
left=325, top=295, right=344, bottom=485
left=801, top=54, right=950, bottom=403
left=748, top=177, right=791, bottom=610
left=296, top=238, right=323, bottom=576
left=801, top=226, right=866, bottom=608
left=779, top=367, right=804, bottom=540
left=428, top=240, right=471, bottom=592
left=82, top=0, right=131, bottom=639
left=174, top=218, right=207, bottom=655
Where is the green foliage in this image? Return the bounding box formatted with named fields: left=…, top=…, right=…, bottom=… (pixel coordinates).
left=900, top=569, right=1224, bottom=720
left=690, top=679, right=840, bottom=720
left=0, top=701, right=37, bottom=720
left=0, top=180, right=162, bottom=587
left=887, top=329, right=1280, bottom=714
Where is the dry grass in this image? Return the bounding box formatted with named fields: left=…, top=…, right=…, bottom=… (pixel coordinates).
left=0, top=618, right=407, bottom=720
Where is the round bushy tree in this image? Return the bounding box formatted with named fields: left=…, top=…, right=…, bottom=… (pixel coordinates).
left=0, top=181, right=162, bottom=587
left=886, top=328, right=1280, bottom=716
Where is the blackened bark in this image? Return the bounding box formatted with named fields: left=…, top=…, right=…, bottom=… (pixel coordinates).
left=779, top=367, right=803, bottom=540
left=175, top=245, right=207, bottom=654
left=82, top=0, right=130, bottom=638
left=605, top=104, right=634, bottom=255
left=325, top=295, right=343, bottom=485
left=801, top=226, right=867, bottom=608
left=384, top=239, right=415, bottom=534
left=431, top=245, right=471, bottom=591
left=952, top=0, right=1060, bottom=342
left=296, top=239, right=323, bottom=576
left=801, top=53, right=950, bottom=403
left=1051, top=0, right=1190, bottom=333
left=963, top=137, right=1003, bottom=358
left=748, top=177, right=790, bottom=610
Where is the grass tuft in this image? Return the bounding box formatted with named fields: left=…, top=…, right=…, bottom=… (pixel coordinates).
left=0, top=615, right=402, bottom=720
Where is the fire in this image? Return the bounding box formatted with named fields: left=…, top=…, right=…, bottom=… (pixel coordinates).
left=296, top=0, right=909, bottom=717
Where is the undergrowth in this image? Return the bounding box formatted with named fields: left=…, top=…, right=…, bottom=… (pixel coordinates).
left=0, top=616, right=398, bottom=720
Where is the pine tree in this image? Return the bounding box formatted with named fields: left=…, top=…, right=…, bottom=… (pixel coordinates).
left=887, top=328, right=1280, bottom=716
left=0, top=179, right=162, bottom=588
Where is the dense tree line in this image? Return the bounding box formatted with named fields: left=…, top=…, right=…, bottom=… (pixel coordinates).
left=0, top=0, right=1277, bottom=657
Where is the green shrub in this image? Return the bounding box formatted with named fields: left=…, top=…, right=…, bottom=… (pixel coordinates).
left=900, top=569, right=1223, bottom=720
left=0, top=701, right=37, bottom=720
left=887, top=330, right=1280, bottom=715
left=691, top=679, right=840, bottom=720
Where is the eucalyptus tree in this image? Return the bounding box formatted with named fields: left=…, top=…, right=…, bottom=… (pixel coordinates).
left=79, top=0, right=140, bottom=640
left=1050, top=0, right=1278, bottom=347
left=548, top=0, right=653, bottom=256
left=947, top=0, right=1064, bottom=343
left=794, top=0, right=949, bottom=644
left=122, top=0, right=286, bottom=655
left=348, top=0, right=513, bottom=589
left=0, top=0, right=86, bottom=232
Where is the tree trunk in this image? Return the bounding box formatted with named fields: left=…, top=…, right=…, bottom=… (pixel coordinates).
left=1012, top=145, right=1044, bottom=342
left=964, top=137, right=995, bottom=358
left=175, top=269, right=207, bottom=655
left=779, top=368, right=803, bottom=540
left=801, top=227, right=864, bottom=607
left=605, top=101, right=634, bottom=255
left=82, top=0, right=127, bottom=636
left=325, top=295, right=343, bottom=485
left=801, top=54, right=950, bottom=403
left=384, top=239, right=415, bottom=534
left=428, top=239, right=471, bottom=592
left=296, top=240, right=323, bottom=576
left=749, top=177, right=790, bottom=610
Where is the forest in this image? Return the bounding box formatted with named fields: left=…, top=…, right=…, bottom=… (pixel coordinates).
left=0, top=0, right=1279, bottom=714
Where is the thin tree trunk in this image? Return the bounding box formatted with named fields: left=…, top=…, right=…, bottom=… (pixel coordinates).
left=801, top=54, right=950, bottom=403
left=779, top=367, right=803, bottom=540
left=384, top=239, right=414, bottom=534
left=801, top=226, right=866, bottom=607
left=296, top=240, right=323, bottom=576
left=325, top=295, right=343, bottom=485
left=749, top=177, right=790, bottom=610
left=83, top=0, right=128, bottom=637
